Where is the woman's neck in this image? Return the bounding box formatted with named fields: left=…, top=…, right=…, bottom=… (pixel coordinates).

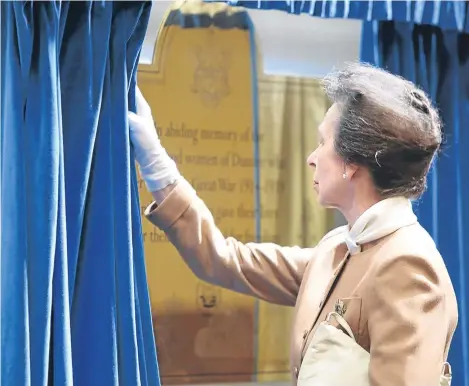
left=341, top=194, right=383, bottom=227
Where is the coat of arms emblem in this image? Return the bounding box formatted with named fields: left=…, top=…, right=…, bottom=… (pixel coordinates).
left=191, top=32, right=231, bottom=108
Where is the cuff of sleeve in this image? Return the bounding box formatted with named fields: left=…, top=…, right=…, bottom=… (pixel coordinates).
left=144, top=178, right=197, bottom=231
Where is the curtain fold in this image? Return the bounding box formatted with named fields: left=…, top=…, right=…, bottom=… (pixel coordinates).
left=222, top=0, right=469, bottom=32
left=361, top=21, right=469, bottom=386
left=256, top=75, right=334, bottom=380
left=1, top=1, right=160, bottom=385
left=257, top=76, right=333, bottom=248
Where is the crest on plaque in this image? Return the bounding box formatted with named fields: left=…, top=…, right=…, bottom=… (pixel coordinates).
left=191, top=31, right=231, bottom=108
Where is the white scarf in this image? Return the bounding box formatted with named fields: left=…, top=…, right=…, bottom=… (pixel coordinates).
left=332, top=197, right=418, bottom=255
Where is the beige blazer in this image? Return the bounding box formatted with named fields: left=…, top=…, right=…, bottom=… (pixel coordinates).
left=145, top=179, right=458, bottom=386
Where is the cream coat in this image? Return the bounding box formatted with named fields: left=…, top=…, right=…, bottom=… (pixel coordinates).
left=145, top=179, right=458, bottom=386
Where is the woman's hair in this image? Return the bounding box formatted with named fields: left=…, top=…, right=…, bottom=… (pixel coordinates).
left=322, top=62, right=442, bottom=199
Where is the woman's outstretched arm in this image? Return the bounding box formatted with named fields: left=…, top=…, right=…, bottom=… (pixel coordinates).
left=129, top=86, right=314, bottom=306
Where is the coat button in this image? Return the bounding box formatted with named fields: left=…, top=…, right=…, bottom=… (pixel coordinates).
left=293, top=366, right=299, bottom=378
left=303, top=329, right=308, bottom=339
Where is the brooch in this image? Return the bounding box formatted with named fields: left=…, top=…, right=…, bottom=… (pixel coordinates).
left=334, top=299, right=347, bottom=316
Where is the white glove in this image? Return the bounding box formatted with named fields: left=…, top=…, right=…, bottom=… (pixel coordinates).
left=128, top=86, right=181, bottom=192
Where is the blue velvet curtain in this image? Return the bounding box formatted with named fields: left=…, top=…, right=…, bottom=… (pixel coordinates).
left=225, top=0, right=469, bottom=32
left=361, top=22, right=469, bottom=386
left=1, top=2, right=160, bottom=386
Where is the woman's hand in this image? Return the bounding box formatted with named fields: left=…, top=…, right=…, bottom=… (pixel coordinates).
left=128, top=86, right=181, bottom=195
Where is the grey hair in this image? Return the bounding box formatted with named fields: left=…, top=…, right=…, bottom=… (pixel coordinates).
left=321, top=62, right=442, bottom=199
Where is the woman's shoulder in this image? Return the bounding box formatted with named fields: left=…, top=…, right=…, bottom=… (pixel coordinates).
left=382, top=222, right=440, bottom=259
left=373, top=223, right=454, bottom=289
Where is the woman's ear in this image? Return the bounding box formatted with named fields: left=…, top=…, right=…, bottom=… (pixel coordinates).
left=344, top=163, right=359, bottom=180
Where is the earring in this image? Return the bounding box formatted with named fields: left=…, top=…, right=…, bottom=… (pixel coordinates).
left=342, top=173, right=347, bottom=179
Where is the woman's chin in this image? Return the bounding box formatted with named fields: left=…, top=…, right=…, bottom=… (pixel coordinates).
left=317, top=197, right=327, bottom=207
left=315, top=190, right=335, bottom=208
left=313, top=186, right=326, bottom=206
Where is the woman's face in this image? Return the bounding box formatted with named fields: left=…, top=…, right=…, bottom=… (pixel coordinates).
left=307, top=104, right=349, bottom=208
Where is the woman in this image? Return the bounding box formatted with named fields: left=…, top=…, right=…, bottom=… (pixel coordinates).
left=128, top=63, right=458, bottom=386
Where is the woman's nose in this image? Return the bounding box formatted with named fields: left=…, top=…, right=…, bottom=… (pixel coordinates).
left=307, top=150, right=316, bottom=167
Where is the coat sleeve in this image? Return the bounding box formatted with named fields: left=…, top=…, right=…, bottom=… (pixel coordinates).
left=144, top=179, right=314, bottom=306
left=366, top=253, right=457, bottom=386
